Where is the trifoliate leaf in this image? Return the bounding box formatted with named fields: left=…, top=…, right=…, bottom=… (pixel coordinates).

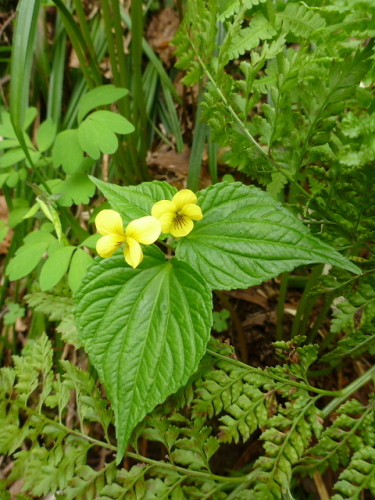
left=36, top=118, right=57, bottom=152
left=0, top=148, right=26, bottom=168
left=68, top=248, right=93, bottom=292
left=177, top=182, right=360, bottom=290
left=6, top=230, right=56, bottom=281
left=39, top=246, right=76, bottom=291
left=91, top=178, right=178, bottom=225
left=52, top=174, right=95, bottom=207
left=74, top=246, right=212, bottom=461
left=52, top=129, right=84, bottom=174
left=78, top=111, right=135, bottom=160
left=77, top=85, right=129, bottom=124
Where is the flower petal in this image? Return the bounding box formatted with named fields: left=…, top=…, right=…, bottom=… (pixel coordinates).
left=179, top=203, right=203, bottom=221
left=125, top=216, right=161, bottom=244
left=124, top=237, right=143, bottom=268
left=95, top=209, right=125, bottom=236
left=158, top=212, right=175, bottom=234
left=172, top=189, right=197, bottom=211
left=151, top=200, right=176, bottom=220
left=96, top=234, right=125, bottom=258
left=170, top=216, right=194, bottom=237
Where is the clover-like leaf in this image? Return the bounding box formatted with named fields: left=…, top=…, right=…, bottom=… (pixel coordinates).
left=74, top=246, right=212, bottom=461
left=78, top=111, right=135, bottom=160
left=52, top=129, right=84, bottom=174
left=51, top=174, right=95, bottom=207
left=78, top=85, right=129, bottom=124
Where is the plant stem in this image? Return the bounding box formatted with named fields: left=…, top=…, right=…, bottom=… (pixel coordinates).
left=189, top=44, right=356, bottom=240
left=276, top=272, right=289, bottom=340
left=51, top=0, right=96, bottom=89
left=131, top=0, right=149, bottom=180
left=306, top=294, right=334, bottom=345
left=4, top=397, right=252, bottom=484
left=206, top=349, right=342, bottom=397
left=111, top=0, right=144, bottom=182
left=100, top=0, right=137, bottom=184
left=321, top=364, right=375, bottom=418
left=291, top=264, right=324, bottom=338
left=215, top=291, right=248, bottom=364
left=71, top=0, right=102, bottom=86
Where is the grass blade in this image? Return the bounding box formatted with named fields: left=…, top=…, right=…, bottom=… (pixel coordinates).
left=47, top=13, right=67, bottom=126
left=187, top=98, right=208, bottom=192
left=120, top=8, right=181, bottom=103
left=10, top=0, right=41, bottom=142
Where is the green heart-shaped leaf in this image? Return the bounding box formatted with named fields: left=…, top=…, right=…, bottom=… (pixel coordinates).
left=91, top=178, right=178, bottom=224
left=177, top=182, right=360, bottom=290
left=74, top=246, right=212, bottom=461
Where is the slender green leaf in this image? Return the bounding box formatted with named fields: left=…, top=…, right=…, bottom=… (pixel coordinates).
left=187, top=99, right=208, bottom=192
left=10, top=0, right=41, bottom=140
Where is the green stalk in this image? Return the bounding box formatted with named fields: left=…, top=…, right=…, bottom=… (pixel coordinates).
left=111, top=0, right=144, bottom=182
left=215, top=291, right=248, bottom=364
left=120, top=9, right=180, bottom=102
left=298, top=294, right=320, bottom=338
left=188, top=45, right=356, bottom=240
left=291, top=264, right=324, bottom=339
left=47, top=12, right=67, bottom=126
left=51, top=0, right=96, bottom=89
left=306, top=294, right=334, bottom=344
left=131, top=0, right=148, bottom=180
left=3, top=397, right=254, bottom=484
left=71, top=0, right=102, bottom=86
left=111, top=0, right=130, bottom=94
left=206, top=349, right=342, bottom=397
left=276, top=272, right=289, bottom=340
left=208, top=133, right=219, bottom=184
left=100, top=0, right=121, bottom=86
left=100, top=0, right=137, bottom=183
left=322, top=364, right=375, bottom=418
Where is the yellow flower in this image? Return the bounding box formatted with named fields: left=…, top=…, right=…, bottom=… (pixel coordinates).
left=95, top=210, right=161, bottom=268
left=151, top=189, right=203, bottom=237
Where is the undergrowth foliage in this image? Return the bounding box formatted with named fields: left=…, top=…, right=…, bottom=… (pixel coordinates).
left=2, top=0, right=375, bottom=498
left=3, top=334, right=372, bottom=500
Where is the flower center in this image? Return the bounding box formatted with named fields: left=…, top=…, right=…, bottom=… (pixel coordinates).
left=173, top=212, right=188, bottom=229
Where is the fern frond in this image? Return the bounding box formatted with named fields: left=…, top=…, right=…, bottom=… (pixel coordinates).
left=227, top=15, right=276, bottom=60
left=218, top=0, right=267, bottom=21
left=276, top=3, right=326, bottom=39
left=251, top=395, right=322, bottom=499
left=173, top=0, right=217, bottom=85
left=322, top=328, right=375, bottom=361
left=61, top=360, right=113, bottom=437
left=64, top=462, right=118, bottom=500
left=12, top=333, right=53, bottom=404
left=218, top=385, right=269, bottom=444
left=9, top=441, right=91, bottom=497
left=300, top=398, right=375, bottom=475
left=25, top=291, right=81, bottom=347
left=331, top=446, right=375, bottom=500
